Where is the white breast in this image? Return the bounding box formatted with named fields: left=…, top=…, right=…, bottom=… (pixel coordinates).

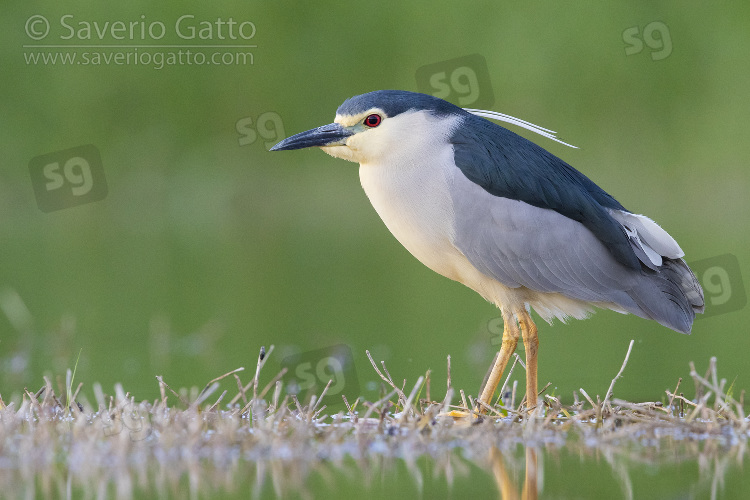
left=358, top=142, right=470, bottom=283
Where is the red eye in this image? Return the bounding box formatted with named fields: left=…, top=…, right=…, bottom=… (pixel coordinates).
left=364, top=114, right=382, bottom=127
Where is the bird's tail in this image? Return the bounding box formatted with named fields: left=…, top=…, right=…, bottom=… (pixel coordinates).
left=628, top=258, right=704, bottom=334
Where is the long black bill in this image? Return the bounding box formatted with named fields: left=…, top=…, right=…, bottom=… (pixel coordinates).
left=270, top=123, right=353, bottom=151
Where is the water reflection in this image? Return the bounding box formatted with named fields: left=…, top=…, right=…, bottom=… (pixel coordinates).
left=2, top=416, right=747, bottom=499
left=490, top=446, right=538, bottom=500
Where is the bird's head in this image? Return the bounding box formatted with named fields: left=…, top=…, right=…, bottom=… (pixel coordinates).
left=270, top=90, right=463, bottom=164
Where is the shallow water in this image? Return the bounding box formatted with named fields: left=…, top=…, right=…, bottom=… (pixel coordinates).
left=8, top=444, right=749, bottom=499
left=3, top=407, right=748, bottom=500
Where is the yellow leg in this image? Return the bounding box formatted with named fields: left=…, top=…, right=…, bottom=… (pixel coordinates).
left=446, top=307, right=539, bottom=418
left=518, top=309, right=539, bottom=411
left=476, top=310, right=519, bottom=413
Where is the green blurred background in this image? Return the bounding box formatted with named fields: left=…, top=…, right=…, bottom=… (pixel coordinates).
left=1, top=1, right=748, bottom=411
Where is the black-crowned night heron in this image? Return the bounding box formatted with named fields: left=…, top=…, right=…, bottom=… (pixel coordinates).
left=271, top=90, right=704, bottom=413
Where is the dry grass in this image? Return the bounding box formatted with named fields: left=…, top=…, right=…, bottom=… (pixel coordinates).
left=0, top=343, right=747, bottom=499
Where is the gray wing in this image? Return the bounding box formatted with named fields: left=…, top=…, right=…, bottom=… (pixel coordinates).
left=450, top=113, right=642, bottom=270
left=448, top=169, right=700, bottom=332
left=449, top=170, right=638, bottom=303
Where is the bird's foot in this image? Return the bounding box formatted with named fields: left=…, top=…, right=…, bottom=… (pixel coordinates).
left=441, top=409, right=477, bottom=419
left=441, top=402, right=492, bottom=419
